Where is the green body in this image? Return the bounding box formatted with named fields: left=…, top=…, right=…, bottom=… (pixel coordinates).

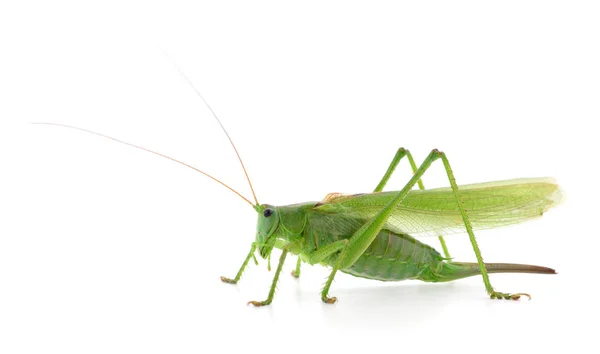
left=262, top=178, right=561, bottom=284
left=271, top=202, right=446, bottom=282
left=225, top=148, right=562, bottom=305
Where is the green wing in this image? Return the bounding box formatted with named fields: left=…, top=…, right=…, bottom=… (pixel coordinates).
left=308, top=178, right=563, bottom=237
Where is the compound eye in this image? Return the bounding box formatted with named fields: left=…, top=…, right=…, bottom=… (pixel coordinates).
left=263, top=208, right=273, bottom=217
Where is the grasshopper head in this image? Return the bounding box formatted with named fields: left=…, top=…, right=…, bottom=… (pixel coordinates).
left=255, top=204, right=279, bottom=258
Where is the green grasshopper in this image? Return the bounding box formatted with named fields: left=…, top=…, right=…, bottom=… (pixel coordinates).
left=35, top=79, right=561, bottom=306
left=221, top=151, right=561, bottom=306
left=37, top=121, right=561, bottom=306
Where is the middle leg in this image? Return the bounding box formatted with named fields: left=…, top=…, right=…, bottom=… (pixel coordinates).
left=291, top=257, right=302, bottom=278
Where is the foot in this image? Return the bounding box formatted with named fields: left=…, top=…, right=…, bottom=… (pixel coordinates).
left=248, top=300, right=271, bottom=307
left=321, top=295, right=338, bottom=304
left=220, top=276, right=237, bottom=284
left=490, top=291, right=531, bottom=300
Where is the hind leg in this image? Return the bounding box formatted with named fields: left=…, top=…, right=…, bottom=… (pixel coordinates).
left=431, top=151, right=529, bottom=300
left=374, top=147, right=452, bottom=258
left=336, top=149, right=527, bottom=301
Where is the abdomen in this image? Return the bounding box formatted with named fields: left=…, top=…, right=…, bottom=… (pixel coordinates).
left=339, top=230, right=445, bottom=281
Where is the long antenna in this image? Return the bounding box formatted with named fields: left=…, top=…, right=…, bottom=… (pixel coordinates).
left=32, top=122, right=256, bottom=207
left=166, top=55, right=259, bottom=206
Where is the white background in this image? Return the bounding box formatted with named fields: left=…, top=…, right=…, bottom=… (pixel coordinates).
left=1, top=1, right=598, bottom=353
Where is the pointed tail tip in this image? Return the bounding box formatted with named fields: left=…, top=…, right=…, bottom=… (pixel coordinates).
left=451, top=262, right=558, bottom=276
left=490, top=263, right=558, bottom=275
left=531, top=265, right=557, bottom=275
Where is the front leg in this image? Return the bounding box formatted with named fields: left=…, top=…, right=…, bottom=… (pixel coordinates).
left=220, top=242, right=257, bottom=284
left=248, top=249, right=288, bottom=307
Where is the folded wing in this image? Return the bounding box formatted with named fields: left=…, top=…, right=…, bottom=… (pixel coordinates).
left=308, top=178, right=563, bottom=237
